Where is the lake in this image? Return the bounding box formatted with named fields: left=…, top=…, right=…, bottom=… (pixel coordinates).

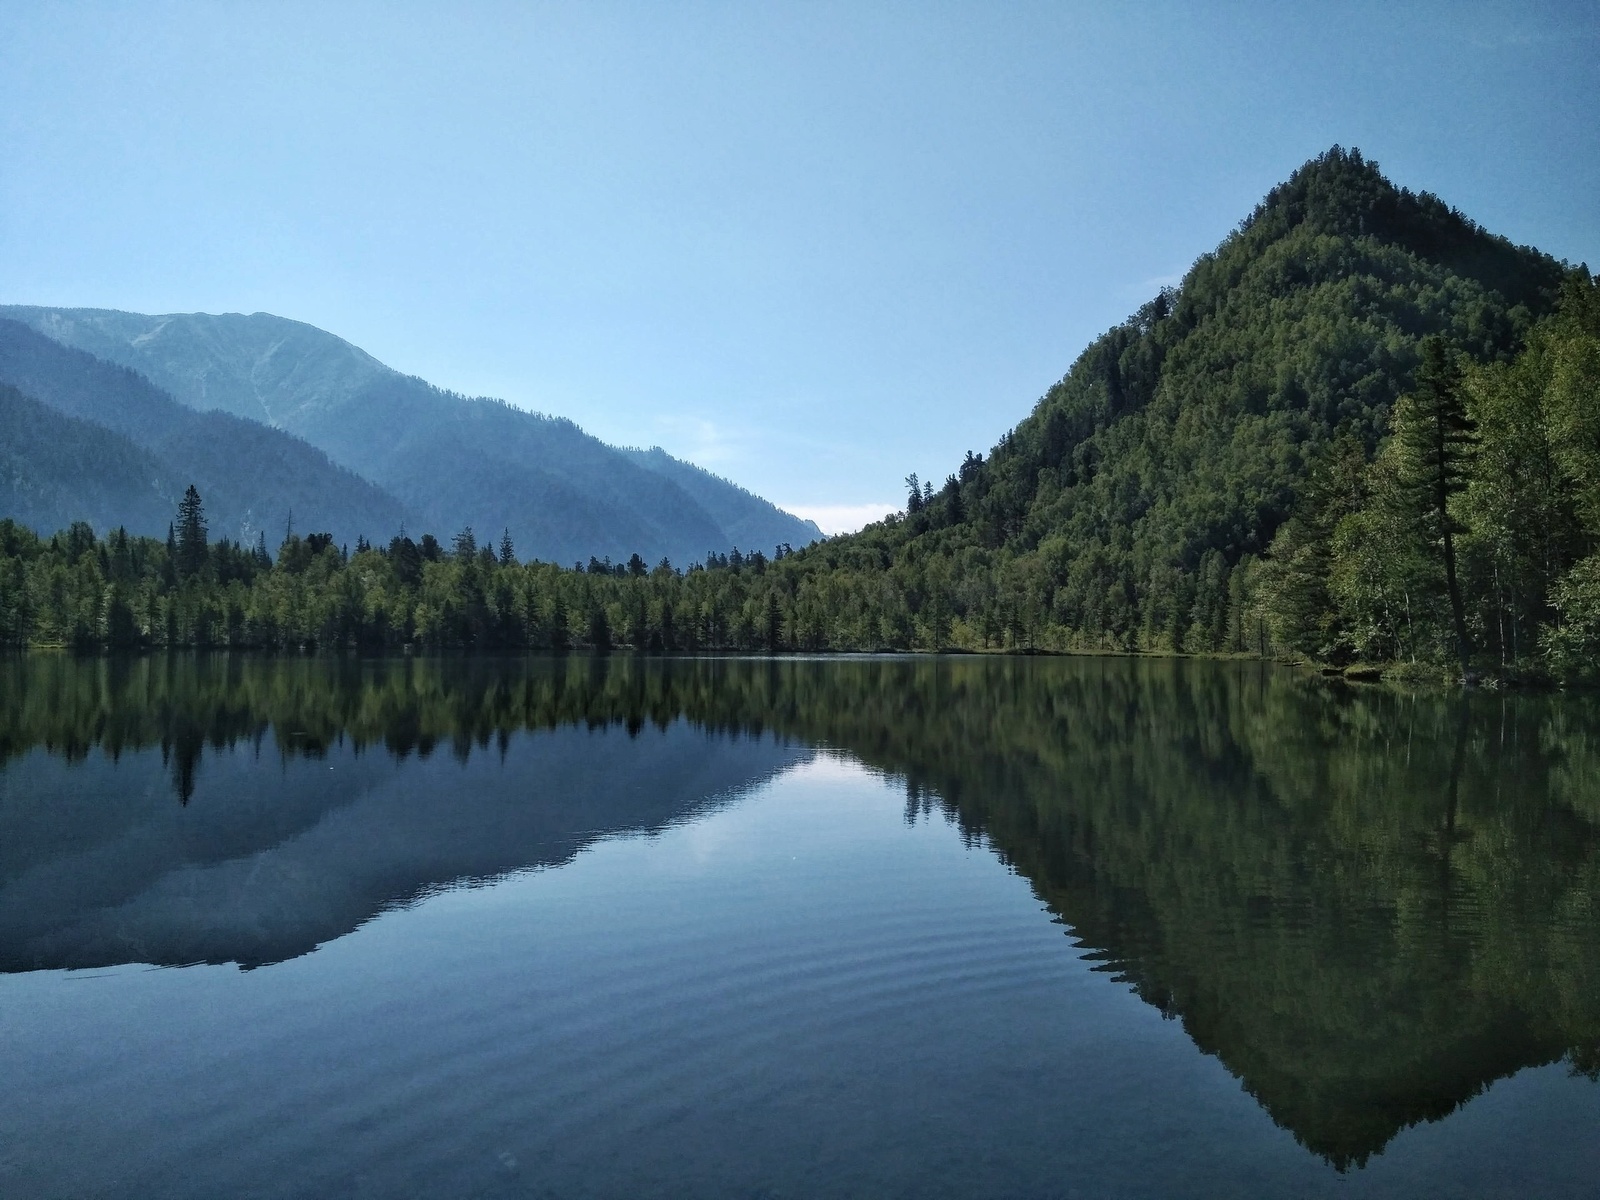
left=0, top=653, right=1596, bottom=1198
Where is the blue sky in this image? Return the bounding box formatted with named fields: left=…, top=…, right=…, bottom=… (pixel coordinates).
left=2, top=2, right=1595, bottom=531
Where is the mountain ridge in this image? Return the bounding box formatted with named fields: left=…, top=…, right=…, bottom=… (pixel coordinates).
left=791, top=146, right=1576, bottom=658
left=0, top=306, right=821, bottom=562
left=4, top=148, right=1595, bottom=677
left=0, top=318, right=408, bottom=547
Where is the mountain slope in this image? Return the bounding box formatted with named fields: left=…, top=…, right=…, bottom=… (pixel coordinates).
left=623, top=446, right=812, bottom=553
left=0, top=306, right=822, bottom=563
left=0, top=319, right=409, bottom=546
left=796, top=147, right=1570, bottom=650
left=0, top=383, right=175, bottom=537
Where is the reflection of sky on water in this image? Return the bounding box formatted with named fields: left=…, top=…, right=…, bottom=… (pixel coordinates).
left=2, top=749, right=1594, bottom=1199
left=1, top=654, right=1599, bottom=1198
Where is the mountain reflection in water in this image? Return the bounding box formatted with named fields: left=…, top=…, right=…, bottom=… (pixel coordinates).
left=1, top=652, right=1596, bottom=1173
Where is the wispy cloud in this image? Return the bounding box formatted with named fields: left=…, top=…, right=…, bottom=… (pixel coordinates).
left=783, top=502, right=898, bottom=535
left=1113, top=271, right=1186, bottom=304
left=643, top=412, right=755, bottom=470
left=652, top=414, right=744, bottom=467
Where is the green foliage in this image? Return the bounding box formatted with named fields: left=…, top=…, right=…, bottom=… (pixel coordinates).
left=1297, top=273, right=1600, bottom=677
left=758, top=146, right=1573, bottom=672
left=2, top=150, right=1592, bottom=679
left=1545, top=554, right=1600, bottom=679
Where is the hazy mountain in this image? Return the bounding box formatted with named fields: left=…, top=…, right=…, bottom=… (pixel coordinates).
left=623, top=446, right=812, bottom=553
left=0, top=319, right=407, bottom=546
left=0, top=383, right=175, bottom=537
left=0, top=306, right=822, bottom=564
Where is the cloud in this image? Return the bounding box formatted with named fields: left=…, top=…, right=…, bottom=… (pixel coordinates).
left=1113, top=271, right=1186, bottom=304
left=652, top=414, right=743, bottom=467
left=782, top=502, right=898, bottom=535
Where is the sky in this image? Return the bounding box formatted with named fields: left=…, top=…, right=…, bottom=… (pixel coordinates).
left=2, top=3, right=1596, bottom=532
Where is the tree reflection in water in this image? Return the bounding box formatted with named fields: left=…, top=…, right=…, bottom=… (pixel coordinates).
left=0, top=652, right=1596, bottom=1168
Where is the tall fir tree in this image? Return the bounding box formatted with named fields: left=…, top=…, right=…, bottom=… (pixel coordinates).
left=175, top=485, right=208, bottom=580
left=163, top=522, right=178, bottom=587
left=1397, top=338, right=1478, bottom=672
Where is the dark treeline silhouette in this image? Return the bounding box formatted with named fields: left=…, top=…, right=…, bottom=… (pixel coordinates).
left=2, top=652, right=1597, bottom=1168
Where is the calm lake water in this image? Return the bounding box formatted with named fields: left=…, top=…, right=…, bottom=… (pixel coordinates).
left=0, top=654, right=1596, bottom=1198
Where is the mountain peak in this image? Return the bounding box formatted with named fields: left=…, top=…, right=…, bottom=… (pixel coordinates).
left=1228, top=147, right=1564, bottom=311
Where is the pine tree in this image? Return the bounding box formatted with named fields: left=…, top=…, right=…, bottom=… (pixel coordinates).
left=765, top=590, right=782, bottom=650
left=587, top=605, right=612, bottom=652
left=174, top=485, right=208, bottom=580
left=163, top=522, right=178, bottom=587
left=1397, top=337, right=1478, bottom=672
left=499, top=528, right=515, bottom=566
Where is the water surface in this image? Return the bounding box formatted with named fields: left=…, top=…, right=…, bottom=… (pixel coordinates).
left=1, top=655, right=1596, bottom=1197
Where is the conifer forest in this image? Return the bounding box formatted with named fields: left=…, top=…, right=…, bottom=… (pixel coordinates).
left=3, top=151, right=1598, bottom=683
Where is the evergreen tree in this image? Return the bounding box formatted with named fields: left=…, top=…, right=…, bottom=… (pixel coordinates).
left=499, top=528, right=516, bottom=566
left=587, top=605, right=612, bottom=652
left=174, top=485, right=208, bottom=580
left=765, top=590, right=782, bottom=650
left=1397, top=337, right=1478, bottom=671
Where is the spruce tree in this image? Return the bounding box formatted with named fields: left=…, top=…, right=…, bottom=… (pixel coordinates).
left=175, top=485, right=208, bottom=580
left=1397, top=337, right=1477, bottom=672
left=164, top=522, right=178, bottom=587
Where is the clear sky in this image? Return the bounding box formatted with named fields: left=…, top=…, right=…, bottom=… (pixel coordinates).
left=2, top=2, right=1595, bottom=531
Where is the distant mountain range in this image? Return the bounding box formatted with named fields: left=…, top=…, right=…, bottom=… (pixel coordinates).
left=0, top=306, right=820, bottom=562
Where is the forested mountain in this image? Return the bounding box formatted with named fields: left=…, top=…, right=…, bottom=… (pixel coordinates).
left=0, top=319, right=407, bottom=547
left=4, top=149, right=1596, bottom=680
left=782, top=147, right=1594, bottom=673
left=0, top=384, right=174, bottom=536
left=0, top=306, right=821, bottom=565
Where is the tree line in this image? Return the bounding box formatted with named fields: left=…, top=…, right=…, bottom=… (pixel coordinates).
left=0, top=274, right=1596, bottom=681
left=1, top=150, right=1595, bottom=681
left=0, top=485, right=818, bottom=654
